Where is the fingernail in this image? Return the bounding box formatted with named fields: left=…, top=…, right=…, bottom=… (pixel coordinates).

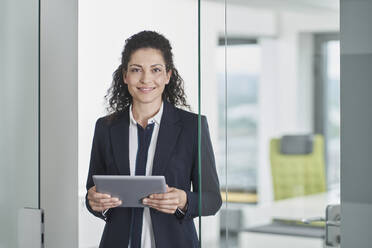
left=113, top=198, right=119, bottom=201
left=143, top=199, right=148, bottom=203
left=150, top=195, right=153, bottom=199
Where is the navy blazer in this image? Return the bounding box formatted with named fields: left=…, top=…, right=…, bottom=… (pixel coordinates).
left=86, top=101, right=222, bottom=248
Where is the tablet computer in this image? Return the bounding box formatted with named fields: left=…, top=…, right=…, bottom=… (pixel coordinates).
left=93, top=175, right=166, bottom=208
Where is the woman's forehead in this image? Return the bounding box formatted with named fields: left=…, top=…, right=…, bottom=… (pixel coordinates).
left=129, top=48, right=165, bottom=65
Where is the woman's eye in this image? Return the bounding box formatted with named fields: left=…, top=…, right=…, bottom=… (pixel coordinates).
left=153, top=68, right=161, bottom=73
left=130, top=68, right=140, bottom=72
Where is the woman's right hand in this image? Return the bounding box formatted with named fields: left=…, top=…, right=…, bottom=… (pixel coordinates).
left=87, top=185, right=122, bottom=212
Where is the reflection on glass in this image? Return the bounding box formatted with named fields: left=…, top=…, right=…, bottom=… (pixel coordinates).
left=326, top=41, right=340, bottom=190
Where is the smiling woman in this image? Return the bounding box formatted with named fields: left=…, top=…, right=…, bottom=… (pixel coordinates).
left=105, top=31, right=190, bottom=117
left=123, top=48, right=171, bottom=125
left=85, top=31, right=222, bottom=248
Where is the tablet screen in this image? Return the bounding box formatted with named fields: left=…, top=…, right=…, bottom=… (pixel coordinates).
left=93, top=175, right=166, bottom=208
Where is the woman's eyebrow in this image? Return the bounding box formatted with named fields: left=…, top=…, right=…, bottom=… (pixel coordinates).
left=129, top=64, right=142, bottom=67
left=128, top=64, right=164, bottom=67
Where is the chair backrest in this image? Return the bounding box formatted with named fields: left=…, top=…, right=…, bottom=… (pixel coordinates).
left=270, top=134, right=326, bottom=201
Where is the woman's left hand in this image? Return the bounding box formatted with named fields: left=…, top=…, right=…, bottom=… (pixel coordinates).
left=142, top=185, right=187, bottom=214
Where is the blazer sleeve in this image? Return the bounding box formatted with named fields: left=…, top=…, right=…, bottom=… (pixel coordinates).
left=85, top=118, right=108, bottom=221
left=184, top=116, right=222, bottom=220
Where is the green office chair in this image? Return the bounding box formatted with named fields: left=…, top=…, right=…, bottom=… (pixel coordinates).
left=270, top=134, right=326, bottom=201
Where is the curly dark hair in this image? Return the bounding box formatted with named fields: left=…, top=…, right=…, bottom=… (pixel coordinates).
left=105, top=30, right=190, bottom=116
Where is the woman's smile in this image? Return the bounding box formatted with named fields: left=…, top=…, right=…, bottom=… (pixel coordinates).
left=137, top=86, right=156, bottom=93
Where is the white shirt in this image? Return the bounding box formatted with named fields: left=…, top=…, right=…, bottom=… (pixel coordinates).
left=128, top=103, right=163, bottom=248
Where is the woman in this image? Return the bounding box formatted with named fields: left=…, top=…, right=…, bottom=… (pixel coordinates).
left=86, top=30, right=222, bottom=248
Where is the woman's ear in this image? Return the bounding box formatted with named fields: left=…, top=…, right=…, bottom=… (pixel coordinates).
left=166, top=69, right=172, bottom=85
left=123, top=70, right=128, bottom=84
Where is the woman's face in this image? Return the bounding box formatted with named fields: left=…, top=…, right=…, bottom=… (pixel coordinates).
left=124, top=48, right=171, bottom=106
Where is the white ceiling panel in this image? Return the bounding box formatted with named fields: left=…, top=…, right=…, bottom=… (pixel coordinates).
left=205, top=0, right=339, bottom=13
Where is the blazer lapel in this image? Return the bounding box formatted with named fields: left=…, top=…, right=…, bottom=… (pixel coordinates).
left=152, top=101, right=182, bottom=176
left=110, top=110, right=131, bottom=175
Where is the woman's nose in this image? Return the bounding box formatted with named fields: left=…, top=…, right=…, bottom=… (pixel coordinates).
left=140, top=70, right=152, bottom=84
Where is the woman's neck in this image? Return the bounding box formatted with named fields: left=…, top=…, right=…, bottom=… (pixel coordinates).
left=132, top=100, right=162, bottom=128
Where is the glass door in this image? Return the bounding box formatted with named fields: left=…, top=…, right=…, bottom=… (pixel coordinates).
left=223, top=2, right=340, bottom=248
left=198, top=0, right=340, bottom=247
left=0, top=0, right=40, bottom=247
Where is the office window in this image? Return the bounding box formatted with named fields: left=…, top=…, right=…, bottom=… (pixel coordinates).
left=217, top=40, right=261, bottom=197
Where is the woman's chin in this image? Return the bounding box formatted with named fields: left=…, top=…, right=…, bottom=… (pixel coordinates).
left=133, top=96, right=162, bottom=105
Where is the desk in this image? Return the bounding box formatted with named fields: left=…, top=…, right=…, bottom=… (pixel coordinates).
left=228, top=191, right=340, bottom=248
left=244, top=190, right=339, bottom=226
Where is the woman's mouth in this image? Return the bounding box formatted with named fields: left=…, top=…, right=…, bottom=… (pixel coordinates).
left=137, top=87, right=155, bottom=93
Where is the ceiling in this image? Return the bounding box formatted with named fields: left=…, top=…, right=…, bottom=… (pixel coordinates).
left=206, top=0, right=339, bottom=13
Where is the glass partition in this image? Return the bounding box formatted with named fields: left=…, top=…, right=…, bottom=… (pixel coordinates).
left=198, top=0, right=226, bottom=247
left=0, top=0, right=40, bottom=246
left=199, top=0, right=340, bottom=247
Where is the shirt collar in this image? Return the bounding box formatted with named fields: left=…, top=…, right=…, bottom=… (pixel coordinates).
left=129, top=102, right=163, bottom=126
